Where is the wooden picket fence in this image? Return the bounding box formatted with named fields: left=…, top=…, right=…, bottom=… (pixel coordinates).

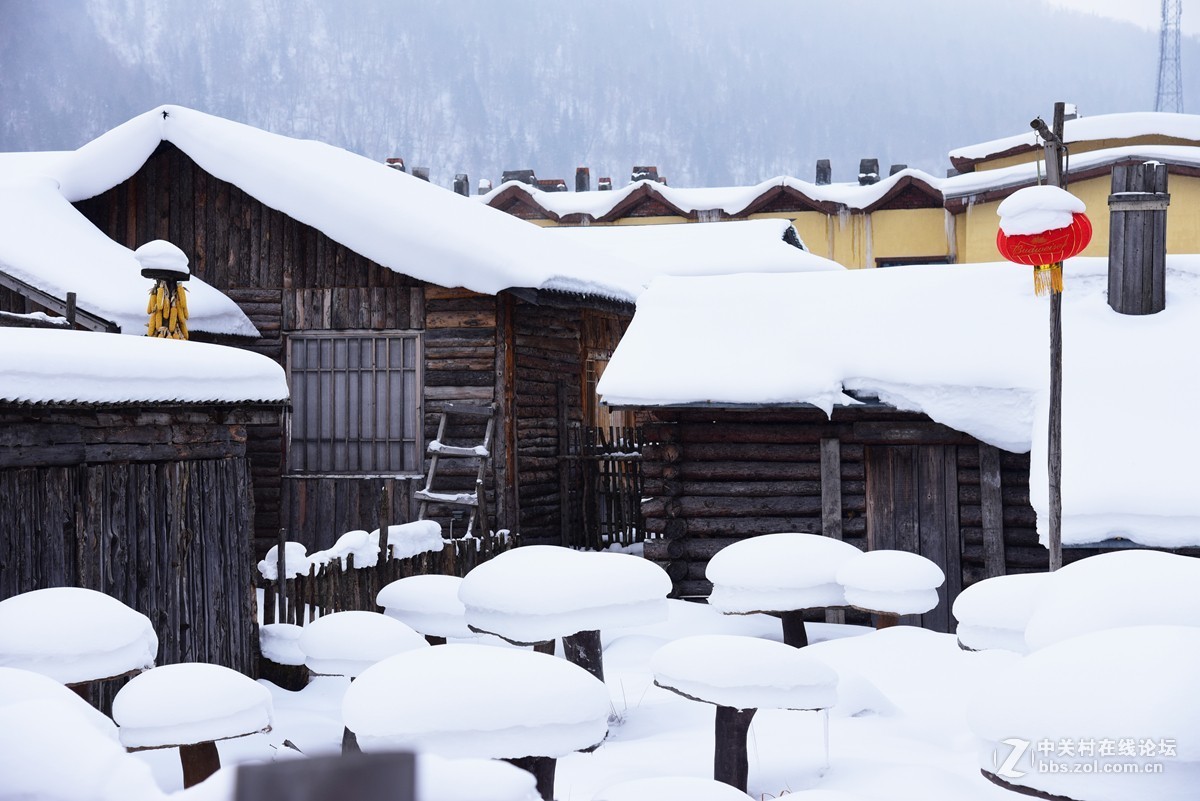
left=260, top=530, right=517, bottom=626
left=569, top=425, right=646, bottom=550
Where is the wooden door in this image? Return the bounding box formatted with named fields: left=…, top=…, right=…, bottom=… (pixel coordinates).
left=864, top=445, right=963, bottom=632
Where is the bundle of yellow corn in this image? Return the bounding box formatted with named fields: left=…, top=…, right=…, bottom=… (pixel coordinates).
left=146, top=280, right=189, bottom=339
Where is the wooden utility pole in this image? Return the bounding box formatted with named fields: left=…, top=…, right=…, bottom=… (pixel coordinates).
left=1029, top=103, right=1067, bottom=571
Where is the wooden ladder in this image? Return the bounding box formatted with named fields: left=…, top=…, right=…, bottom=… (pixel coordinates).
left=415, top=402, right=496, bottom=538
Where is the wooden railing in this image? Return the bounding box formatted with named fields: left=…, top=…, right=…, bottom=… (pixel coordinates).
left=260, top=531, right=516, bottom=626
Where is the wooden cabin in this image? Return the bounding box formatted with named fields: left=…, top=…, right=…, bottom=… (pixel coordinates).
left=1, top=106, right=640, bottom=555
left=600, top=229, right=1200, bottom=632
left=0, top=327, right=288, bottom=682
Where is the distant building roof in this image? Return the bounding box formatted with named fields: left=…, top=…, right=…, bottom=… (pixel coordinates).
left=948, top=112, right=1200, bottom=172
left=481, top=169, right=945, bottom=223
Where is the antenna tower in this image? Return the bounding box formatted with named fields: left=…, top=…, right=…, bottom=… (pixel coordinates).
left=1156, top=0, right=1184, bottom=112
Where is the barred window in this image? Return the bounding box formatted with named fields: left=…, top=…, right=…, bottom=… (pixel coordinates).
left=287, top=332, right=422, bottom=474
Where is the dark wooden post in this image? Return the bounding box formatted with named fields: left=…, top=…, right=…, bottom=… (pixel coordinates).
left=978, top=444, right=1007, bottom=579
left=1108, top=161, right=1169, bottom=315
left=557, top=379, right=571, bottom=547
left=506, top=755, right=557, bottom=801
left=820, top=438, right=845, bottom=625
left=1030, top=103, right=1067, bottom=572
left=562, top=629, right=604, bottom=682
left=713, top=706, right=757, bottom=792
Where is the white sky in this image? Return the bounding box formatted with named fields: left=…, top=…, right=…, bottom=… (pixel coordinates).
left=1046, top=0, right=1200, bottom=37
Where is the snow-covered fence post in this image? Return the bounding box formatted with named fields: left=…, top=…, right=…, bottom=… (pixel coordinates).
left=1108, top=161, right=1169, bottom=315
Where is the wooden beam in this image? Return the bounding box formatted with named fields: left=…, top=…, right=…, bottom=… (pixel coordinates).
left=820, top=438, right=845, bottom=624
left=978, top=444, right=1007, bottom=579
left=0, top=269, right=119, bottom=332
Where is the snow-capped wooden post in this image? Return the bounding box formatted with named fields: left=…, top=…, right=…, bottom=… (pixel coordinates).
left=1108, top=161, right=1169, bottom=315
left=996, top=103, right=1091, bottom=572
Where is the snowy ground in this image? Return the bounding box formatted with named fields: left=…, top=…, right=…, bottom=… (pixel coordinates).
left=124, top=601, right=1024, bottom=801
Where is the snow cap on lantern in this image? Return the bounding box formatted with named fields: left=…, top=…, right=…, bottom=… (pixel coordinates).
left=996, top=185, right=1091, bottom=296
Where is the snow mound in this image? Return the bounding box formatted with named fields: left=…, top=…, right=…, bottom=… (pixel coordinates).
left=952, top=572, right=1053, bottom=653
left=837, top=550, right=944, bottom=616
left=0, top=666, right=119, bottom=740
left=0, top=587, right=157, bottom=684
left=0, top=698, right=166, bottom=801
left=969, top=625, right=1200, bottom=801
left=1023, top=550, right=1200, bottom=651
left=297, top=611, right=428, bottom=677
left=259, top=623, right=305, bottom=666
left=377, top=575, right=473, bottom=639
left=133, top=239, right=190, bottom=275
left=996, top=184, right=1086, bottom=236
left=375, top=520, right=444, bottom=560
left=706, top=533, right=862, bottom=613
left=257, top=541, right=312, bottom=581
left=594, top=775, right=753, bottom=800
left=343, top=643, right=610, bottom=758
left=308, top=530, right=379, bottom=571
left=112, top=662, right=273, bottom=749
left=417, top=753, right=541, bottom=801
left=458, top=545, right=671, bottom=643
left=651, top=635, right=838, bottom=711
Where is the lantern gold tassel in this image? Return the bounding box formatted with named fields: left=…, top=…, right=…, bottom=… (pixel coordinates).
left=1033, top=262, right=1063, bottom=297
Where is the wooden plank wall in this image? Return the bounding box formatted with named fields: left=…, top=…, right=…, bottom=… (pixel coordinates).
left=73, top=142, right=428, bottom=554
left=0, top=412, right=258, bottom=708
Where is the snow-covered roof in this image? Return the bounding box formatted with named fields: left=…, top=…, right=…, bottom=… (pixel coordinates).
left=0, top=327, right=290, bottom=406
left=9, top=105, right=642, bottom=303
left=598, top=256, right=1200, bottom=548
left=942, top=144, right=1200, bottom=203
left=949, top=111, right=1200, bottom=168
left=541, top=219, right=844, bottom=286
left=0, top=177, right=258, bottom=337
left=483, top=169, right=945, bottom=221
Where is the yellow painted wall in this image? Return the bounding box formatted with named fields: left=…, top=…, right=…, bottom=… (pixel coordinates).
left=974, top=135, right=1200, bottom=171
left=957, top=172, right=1200, bottom=262
left=870, top=208, right=953, bottom=264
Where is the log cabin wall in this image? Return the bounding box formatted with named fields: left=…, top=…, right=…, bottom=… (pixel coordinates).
left=0, top=407, right=267, bottom=697
left=510, top=300, right=631, bottom=543
left=638, top=406, right=1060, bottom=632
left=73, top=142, right=434, bottom=553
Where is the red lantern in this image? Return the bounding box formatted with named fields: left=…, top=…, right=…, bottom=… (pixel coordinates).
left=996, top=212, right=1092, bottom=296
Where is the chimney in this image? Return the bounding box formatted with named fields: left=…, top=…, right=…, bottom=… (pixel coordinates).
left=477, top=178, right=493, bottom=195
left=453, top=174, right=470, bottom=196
left=815, top=159, right=831, bottom=186
left=888, top=164, right=908, bottom=176
left=598, top=177, right=613, bottom=191
left=501, top=169, right=537, bottom=186
left=576, top=167, right=591, bottom=192
left=413, top=167, right=430, bottom=182
left=535, top=178, right=568, bottom=192
left=1108, top=161, right=1169, bottom=315
left=385, top=157, right=407, bottom=173
left=631, top=165, right=660, bottom=183
left=858, top=158, right=879, bottom=186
